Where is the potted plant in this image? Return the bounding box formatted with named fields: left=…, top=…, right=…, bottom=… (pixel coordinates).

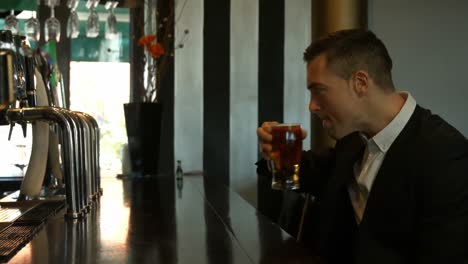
left=124, top=0, right=187, bottom=176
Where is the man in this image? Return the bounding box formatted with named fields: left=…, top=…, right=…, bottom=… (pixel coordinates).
left=257, top=29, right=468, bottom=264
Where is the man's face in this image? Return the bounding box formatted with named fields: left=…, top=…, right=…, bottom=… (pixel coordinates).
left=306, top=54, right=363, bottom=140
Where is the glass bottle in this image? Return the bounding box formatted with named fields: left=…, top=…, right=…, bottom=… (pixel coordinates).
left=176, top=160, right=183, bottom=180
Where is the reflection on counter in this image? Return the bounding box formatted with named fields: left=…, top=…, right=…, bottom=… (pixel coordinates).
left=8, top=176, right=315, bottom=263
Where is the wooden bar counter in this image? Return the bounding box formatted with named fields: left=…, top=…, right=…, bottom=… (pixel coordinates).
left=6, top=175, right=315, bottom=263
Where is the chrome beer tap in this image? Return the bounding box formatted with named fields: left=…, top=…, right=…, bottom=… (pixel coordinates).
left=0, top=30, right=15, bottom=111
left=0, top=30, right=29, bottom=137
left=6, top=107, right=80, bottom=217
left=0, top=30, right=101, bottom=219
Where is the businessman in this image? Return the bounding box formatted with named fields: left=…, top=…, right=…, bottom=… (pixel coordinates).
left=257, top=29, right=468, bottom=264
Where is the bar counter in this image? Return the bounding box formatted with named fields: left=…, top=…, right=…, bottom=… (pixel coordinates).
left=7, top=175, right=316, bottom=263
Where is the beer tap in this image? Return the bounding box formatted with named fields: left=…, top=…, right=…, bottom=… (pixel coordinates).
left=1, top=33, right=36, bottom=139
left=0, top=30, right=25, bottom=139
left=23, top=45, right=37, bottom=108
left=0, top=30, right=15, bottom=111
left=17, top=36, right=39, bottom=138
left=0, top=29, right=102, bottom=219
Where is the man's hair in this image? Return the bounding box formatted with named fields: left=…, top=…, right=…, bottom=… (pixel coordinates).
left=303, top=29, right=395, bottom=90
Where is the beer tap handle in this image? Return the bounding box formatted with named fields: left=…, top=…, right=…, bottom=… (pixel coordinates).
left=8, top=123, right=14, bottom=141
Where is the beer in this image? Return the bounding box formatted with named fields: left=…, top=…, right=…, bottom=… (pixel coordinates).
left=270, top=123, right=302, bottom=190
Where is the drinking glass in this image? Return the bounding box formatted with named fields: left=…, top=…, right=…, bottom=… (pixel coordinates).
left=67, top=10, right=80, bottom=38
left=86, top=0, right=99, bottom=9
left=46, top=0, right=60, bottom=6
left=45, top=6, right=61, bottom=42
left=13, top=144, right=28, bottom=177
left=4, top=10, right=19, bottom=34
left=66, top=0, right=79, bottom=10
left=270, top=123, right=303, bottom=190
left=86, top=7, right=100, bottom=38
left=66, top=0, right=80, bottom=38
left=105, top=2, right=118, bottom=39
left=25, top=14, right=40, bottom=42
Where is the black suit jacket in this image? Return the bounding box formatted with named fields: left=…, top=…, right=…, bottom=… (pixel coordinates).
left=258, top=105, right=468, bottom=264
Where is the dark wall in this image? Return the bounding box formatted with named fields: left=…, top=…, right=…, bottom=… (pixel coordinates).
left=203, top=0, right=231, bottom=186
left=157, top=0, right=175, bottom=175
left=257, top=0, right=285, bottom=223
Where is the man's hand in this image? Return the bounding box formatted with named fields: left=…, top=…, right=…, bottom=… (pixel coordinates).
left=257, top=121, right=307, bottom=160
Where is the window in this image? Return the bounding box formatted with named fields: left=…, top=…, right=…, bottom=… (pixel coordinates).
left=69, top=61, right=129, bottom=178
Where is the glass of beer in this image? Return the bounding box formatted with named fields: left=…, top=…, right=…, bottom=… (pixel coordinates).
left=270, top=123, right=302, bottom=190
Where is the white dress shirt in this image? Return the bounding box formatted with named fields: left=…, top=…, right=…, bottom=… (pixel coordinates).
left=348, top=92, right=417, bottom=224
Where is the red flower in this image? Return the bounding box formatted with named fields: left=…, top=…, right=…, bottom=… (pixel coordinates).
left=138, top=34, right=157, bottom=46
left=147, top=43, right=165, bottom=59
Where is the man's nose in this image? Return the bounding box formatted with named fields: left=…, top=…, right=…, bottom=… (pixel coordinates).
left=309, top=98, right=320, bottom=113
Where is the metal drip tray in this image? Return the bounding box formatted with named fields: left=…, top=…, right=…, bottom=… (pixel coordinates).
left=0, top=200, right=66, bottom=225
left=0, top=223, right=11, bottom=236
left=0, top=189, right=66, bottom=205
left=0, top=199, right=66, bottom=262
left=15, top=200, right=65, bottom=224
left=0, top=223, right=45, bottom=262
left=0, top=208, right=24, bottom=223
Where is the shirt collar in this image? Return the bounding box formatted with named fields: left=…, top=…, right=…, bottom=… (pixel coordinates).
left=370, top=91, right=416, bottom=153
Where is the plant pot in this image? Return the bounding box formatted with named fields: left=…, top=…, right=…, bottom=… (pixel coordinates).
left=124, top=102, right=163, bottom=176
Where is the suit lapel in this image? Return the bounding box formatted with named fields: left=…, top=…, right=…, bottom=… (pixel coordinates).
left=360, top=106, right=424, bottom=242
left=323, top=133, right=365, bottom=208
left=315, top=133, right=365, bottom=254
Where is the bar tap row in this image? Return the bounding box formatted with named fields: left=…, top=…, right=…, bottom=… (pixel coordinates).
left=0, top=29, right=101, bottom=219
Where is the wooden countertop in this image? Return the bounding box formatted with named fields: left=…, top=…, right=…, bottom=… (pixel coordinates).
left=7, top=175, right=315, bottom=263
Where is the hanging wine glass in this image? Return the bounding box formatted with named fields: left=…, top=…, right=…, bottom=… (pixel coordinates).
left=86, top=7, right=100, bottom=38
left=4, top=10, right=19, bottom=34
left=45, top=5, right=61, bottom=42
left=66, top=0, right=80, bottom=38
left=86, top=0, right=99, bottom=9
left=105, top=1, right=118, bottom=39
left=46, top=0, right=60, bottom=6
left=25, top=12, right=40, bottom=42
left=86, top=0, right=100, bottom=38
left=66, top=0, right=79, bottom=10
left=67, top=11, right=80, bottom=38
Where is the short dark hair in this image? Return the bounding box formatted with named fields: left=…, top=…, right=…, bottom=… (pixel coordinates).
left=303, top=29, right=395, bottom=90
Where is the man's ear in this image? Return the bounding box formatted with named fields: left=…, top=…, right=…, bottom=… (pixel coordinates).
left=352, top=70, right=369, bottom=96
